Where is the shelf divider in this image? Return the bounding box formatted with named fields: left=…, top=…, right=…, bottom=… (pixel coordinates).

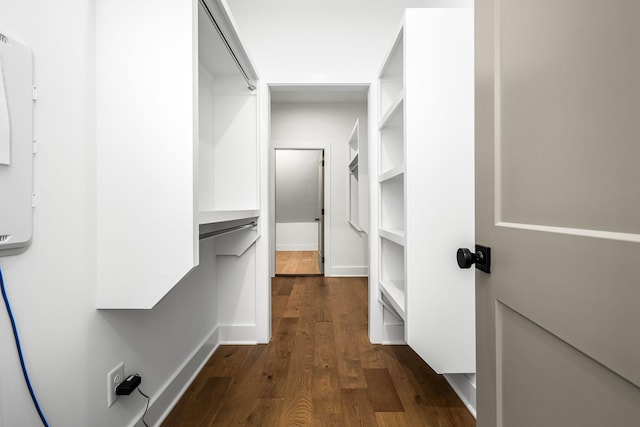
left=379, top=229, right=405, bottom=246
left=378, top=165, right=405, bottom=183
left=379, top=280, right=406, bottom=320
left=378, top=91, right=405, bottom=129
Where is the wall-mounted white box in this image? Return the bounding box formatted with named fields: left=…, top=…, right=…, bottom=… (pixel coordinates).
left=0, top=31, right=34, bottom=255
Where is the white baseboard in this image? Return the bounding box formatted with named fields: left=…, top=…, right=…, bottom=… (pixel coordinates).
left=128, top=324, right=260, bottom=426
left=131, top=326, right=220, bottom=427
left=218, top=324, right=258, bottom=344
left=276, top=244, right=318, bottom=251
left=325, top=265, right=368, bottom=277
left=444, top=373, right=477, bottom=418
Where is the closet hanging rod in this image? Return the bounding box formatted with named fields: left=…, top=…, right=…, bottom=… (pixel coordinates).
left=199, top=0, right=257, bottom=91
left=199, top=221, right=257, bottom=241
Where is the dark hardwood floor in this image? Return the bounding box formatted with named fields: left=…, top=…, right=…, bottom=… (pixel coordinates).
left=163, top=276, right=475, bottom=426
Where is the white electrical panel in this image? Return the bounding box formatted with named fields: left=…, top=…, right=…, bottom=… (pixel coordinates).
left=0, top=31, right=34, bottom=255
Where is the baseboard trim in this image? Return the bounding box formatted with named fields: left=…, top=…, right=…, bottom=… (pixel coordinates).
left=131, top=326, right=220, bottom=427
left=275, top=244, right=318, bottom=251
left=218, top=324, right=258, bottom=344
left=325, top=266, right=368, bottom=277
left=444, top=373, right=477, bottom=418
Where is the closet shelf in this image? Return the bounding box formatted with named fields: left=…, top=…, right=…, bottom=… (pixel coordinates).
left=379, top=228, right=405, bottom=246
left=378, top=166, right=405, bottom=183
left=348, top=219, right=364, bottom=232
left=379, top=280, right=406, bottom=320
left=199, top=209, right=260, bottom=225
left=349, top=153, right=359, bottom=173
left=379, top=91, right=405, bottom=129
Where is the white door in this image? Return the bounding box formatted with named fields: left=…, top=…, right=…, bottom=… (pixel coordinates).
left=476, top=0, right=640, bottom=425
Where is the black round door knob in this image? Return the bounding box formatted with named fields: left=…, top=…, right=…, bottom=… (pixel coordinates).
left=457, top=248, right=484, bottom=269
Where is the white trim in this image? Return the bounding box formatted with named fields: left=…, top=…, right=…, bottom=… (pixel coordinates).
left=272, top=144, right=331, bottom=276
left=256, top=81, right=271, bottom=344
left=131, top=326, right=220, bottom=427
left=325, top=266, right=368, bottom=277
left=218, top=324, right=258, bottom=344
left=275, top=243, right=318, bottom=251
left=368, top=83, right=383, bottom=344
left=444, top=373, right=477, bottom=419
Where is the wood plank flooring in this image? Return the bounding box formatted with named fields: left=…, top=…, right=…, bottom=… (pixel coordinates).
left=163, top=276, right=475, bottom=426
left=276, top=251, right=321, bottom=275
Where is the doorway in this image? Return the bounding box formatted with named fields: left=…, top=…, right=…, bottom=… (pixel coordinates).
left=268, top=84, right=370, bottom=282
left=274, top=149, right=325, bottom=276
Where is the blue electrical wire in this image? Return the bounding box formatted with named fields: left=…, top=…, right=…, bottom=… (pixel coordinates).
left=0, top=266, right=50, bottom=427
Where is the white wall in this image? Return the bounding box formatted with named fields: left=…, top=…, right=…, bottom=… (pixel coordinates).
left=271, top=102, right=368, bottom=276
left=0, top=3, right=221, bottom=426
left=276, top=222, right=318, bottom=251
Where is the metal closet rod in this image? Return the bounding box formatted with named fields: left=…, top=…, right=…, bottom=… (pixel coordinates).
left=199, top=0, right=256, bottom=91
left=199, top=221, right=257, bottom=241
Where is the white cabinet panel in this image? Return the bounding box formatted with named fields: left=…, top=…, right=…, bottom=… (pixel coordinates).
left=376, top=8, right=475, bottom=373
left=96, top=0, right=198, bottom=309
left=96, top=0, right=260, bottom=309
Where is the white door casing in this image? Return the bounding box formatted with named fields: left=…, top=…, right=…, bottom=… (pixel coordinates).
left=317, top=150, right=325, bottom=275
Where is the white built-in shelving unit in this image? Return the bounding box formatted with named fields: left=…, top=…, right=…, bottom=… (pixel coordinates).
left=347, top=119, right=363, bottom=231
left=377, top=27, right=406, bottom=323
left=197, top=1, right=260, bottom=244
left=96, top=0, right=260, bottom=309
left=375, top=8, right=475, bottom=374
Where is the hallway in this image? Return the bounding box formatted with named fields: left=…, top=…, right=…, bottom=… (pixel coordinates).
left=163, top=276, right=475, bottom=426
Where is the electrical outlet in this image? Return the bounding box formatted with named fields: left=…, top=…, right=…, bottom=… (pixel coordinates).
left=107, top=362, right=124, bottom=407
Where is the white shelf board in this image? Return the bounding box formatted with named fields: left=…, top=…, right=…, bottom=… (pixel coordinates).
left=378, top=166, right=405, bottom=183
left=349, top=153, right=359, bottom=172
left=199, top=209, right=260, bottom=225
left=348, top=119, right=359, bottom=148
left=379, top=280, right=406, bottom=320
left=378, top=27, right=404, bottom=77
left=378, top=91, right=405, bottom=129
left=348, top=219, right=364, bottom=233
left=379, top=228, right=405, bottom=246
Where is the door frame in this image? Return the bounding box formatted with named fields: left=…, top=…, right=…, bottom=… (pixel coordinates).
left=272, top=147, right=328, bottom=276
left=257, top=82, right=371, bottom=344
left=269, top=143, right=332, bottom=278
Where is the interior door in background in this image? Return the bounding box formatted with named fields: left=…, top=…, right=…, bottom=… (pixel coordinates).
left=317, top=150, right=325, bottom=275
left=476, top=0, right=640, bottom=425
